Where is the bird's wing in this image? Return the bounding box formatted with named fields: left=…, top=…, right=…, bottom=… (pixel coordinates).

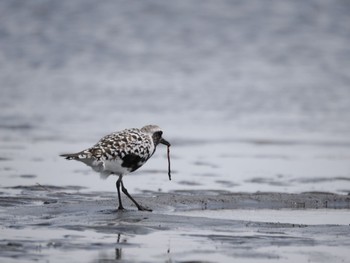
left=93, top=128, right=153, bottom=159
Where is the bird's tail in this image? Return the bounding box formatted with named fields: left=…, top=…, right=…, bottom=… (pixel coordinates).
left=59, top=152, right=82, bottom=160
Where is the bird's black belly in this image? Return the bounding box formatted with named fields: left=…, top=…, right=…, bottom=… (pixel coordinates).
left=121, top=154, right=146, bottom=172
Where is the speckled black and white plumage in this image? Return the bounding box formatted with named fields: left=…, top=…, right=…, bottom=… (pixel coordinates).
left=60, top=124, right=171, bottom=211
left=61, top=125, right=169, bottom=177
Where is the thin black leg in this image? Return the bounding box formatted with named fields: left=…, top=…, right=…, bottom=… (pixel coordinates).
left=116, top=176, right=124, bottom=210
left=121, top=180, right=152, bottom=212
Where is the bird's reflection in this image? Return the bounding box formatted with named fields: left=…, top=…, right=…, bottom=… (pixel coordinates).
left=115, top=233, right=123, bottom=260
left=96, top=233, right=174, bottom=262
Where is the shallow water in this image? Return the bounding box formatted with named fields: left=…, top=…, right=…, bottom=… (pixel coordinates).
left=1, top=134, right=350, bottom=195
left=1, top=0, right=350, bottom=262
left=1, top=0, right=350, bottom=196
left=174, top=209, right=350, bottom=225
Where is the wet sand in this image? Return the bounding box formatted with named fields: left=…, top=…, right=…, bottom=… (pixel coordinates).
left=1, top=186, right=349, bottom=262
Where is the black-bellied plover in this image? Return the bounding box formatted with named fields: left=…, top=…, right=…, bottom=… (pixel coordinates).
left=60, top=125, right=171, bottom=211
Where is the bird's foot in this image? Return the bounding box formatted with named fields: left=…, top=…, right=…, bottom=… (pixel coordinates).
left=117, top=206, right=126, bottom=211
left=137, top=205, right=152, bottom=212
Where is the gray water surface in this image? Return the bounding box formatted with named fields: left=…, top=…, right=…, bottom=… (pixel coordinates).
left=1, top=0, right=350, bottom=195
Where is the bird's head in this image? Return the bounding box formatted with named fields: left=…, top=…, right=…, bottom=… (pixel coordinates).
left=141, top=125, right=171, bottom=147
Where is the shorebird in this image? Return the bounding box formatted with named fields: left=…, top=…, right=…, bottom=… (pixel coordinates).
left=60, top=125, right=171, bottom=212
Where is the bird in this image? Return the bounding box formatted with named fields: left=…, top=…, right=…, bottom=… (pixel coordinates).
left=60, top=124, right=171, bottom=212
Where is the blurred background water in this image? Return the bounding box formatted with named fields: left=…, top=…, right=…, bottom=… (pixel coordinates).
left=1, top=0, right=350, bottom=195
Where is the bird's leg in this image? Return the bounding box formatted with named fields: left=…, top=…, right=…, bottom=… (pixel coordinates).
left=116, top=176, right=125, bottom=210
left=120, top=180, right=152, bottom=212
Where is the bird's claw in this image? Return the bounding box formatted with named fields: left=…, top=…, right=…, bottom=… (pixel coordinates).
left=137, top=205, right=152, bottom=212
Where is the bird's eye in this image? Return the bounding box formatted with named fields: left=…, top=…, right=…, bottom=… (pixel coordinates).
left=154, top=131, right=162, bottom=139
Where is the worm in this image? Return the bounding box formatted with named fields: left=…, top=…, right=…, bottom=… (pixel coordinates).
left=167, top=145, right=171, bottom=181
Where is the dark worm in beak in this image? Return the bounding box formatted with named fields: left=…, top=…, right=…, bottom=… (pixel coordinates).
left=160, top=138, right=171, bottom=180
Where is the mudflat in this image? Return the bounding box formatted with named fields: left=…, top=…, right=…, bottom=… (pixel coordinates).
left=1, top=187, right=349, bottom=262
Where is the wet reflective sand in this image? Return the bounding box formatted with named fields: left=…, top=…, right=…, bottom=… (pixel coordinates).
left=1, top=189, right=350, bottom=262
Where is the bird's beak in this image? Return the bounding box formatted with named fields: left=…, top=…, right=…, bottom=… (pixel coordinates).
left=160, top=138, right=171, bottom=146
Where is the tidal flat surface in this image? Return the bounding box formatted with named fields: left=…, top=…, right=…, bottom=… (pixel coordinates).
left=1, top=0, right=350, bottom=262
left=1, top=189, right=350, bottom=263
